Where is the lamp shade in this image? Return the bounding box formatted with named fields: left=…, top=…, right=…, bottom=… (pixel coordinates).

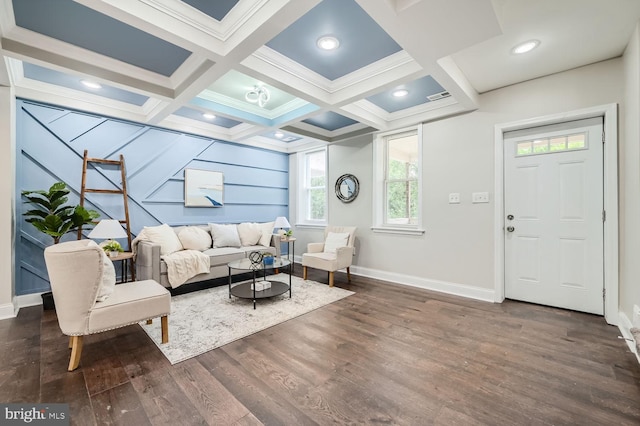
left=87, top=219, right=127, bottom=239
left=274, top=216, right=291, bottom=229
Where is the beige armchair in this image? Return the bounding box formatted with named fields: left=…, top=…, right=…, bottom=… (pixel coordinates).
left=302, top=226, right=356, bottom=287
left=44, top=239, right=171, bottom=371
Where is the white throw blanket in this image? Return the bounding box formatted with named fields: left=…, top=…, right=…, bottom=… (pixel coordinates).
left=162, top=250, right=210, bottom=288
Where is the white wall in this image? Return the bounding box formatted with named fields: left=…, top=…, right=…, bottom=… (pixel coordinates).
left=291, top=58, right=625, bottom=301
left=0, top=86, right=16, bottom=319
left=621, top=23, right=640, bottom=325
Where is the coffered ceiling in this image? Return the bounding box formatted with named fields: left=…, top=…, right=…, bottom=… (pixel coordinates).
left=1, top=0, right=639, bottom=152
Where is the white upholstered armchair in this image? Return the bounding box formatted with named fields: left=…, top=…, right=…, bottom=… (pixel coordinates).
left=44, top=239, right=171, bottom=371
left=302, top=226, right=356, bottom=287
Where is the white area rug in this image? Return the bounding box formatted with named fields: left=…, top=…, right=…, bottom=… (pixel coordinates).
left=140, top=274, right=354, bottom=364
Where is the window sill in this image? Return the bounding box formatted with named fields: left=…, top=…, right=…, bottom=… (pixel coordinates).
left=371, top=226, right=425, bottom=236
left=295, top=223, right=327, bottom=230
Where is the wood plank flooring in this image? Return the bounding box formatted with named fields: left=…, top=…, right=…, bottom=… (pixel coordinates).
left=1, top=268, right=639, bottom=425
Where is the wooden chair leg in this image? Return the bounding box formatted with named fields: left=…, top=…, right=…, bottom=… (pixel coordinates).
left=347, top=267, right=351, bottom=282
left=329, top=271, right=335, bottom=287
left=303, top=266, right=308, bottom=280
left=68, top=336, right=73, bottom=349
left=161, top=315, right=169, bottom=344
left=146, top=319, right=153, bottom=325
left=68, top=336, right=83, bottom=371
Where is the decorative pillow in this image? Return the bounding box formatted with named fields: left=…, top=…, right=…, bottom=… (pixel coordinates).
left=258, top=221, right=275, bottom=247
left=178, top=226, right=212, bottom=251
left=323, top=232, right=350, bottom=253
left=143, top=224, right=183, bottom=255
left=88, top=240, right=115, bottom=302
left=237, top=222, right=262, bottom=246
left=209, top=223, right=241, bottom=248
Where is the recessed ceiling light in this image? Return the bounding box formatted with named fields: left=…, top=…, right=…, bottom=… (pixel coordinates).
left=274, top=131, right=284, bottom=138
left=202, top=113, right=216, bottom=120
left=511, top=39, right=540, bottom=55
left=81, top=80, right=102, bottom=89
left=392, top=89, right=409, bottom=97
left=317, top=35, right=340, bottom=50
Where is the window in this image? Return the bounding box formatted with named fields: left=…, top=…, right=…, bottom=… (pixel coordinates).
left=297, top=148, right=327, bottom=225
left=373, top=126, right=424, bottom=235
left=516, top=132, right=587, bottom=156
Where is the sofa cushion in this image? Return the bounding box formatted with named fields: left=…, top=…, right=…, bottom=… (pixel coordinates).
left=240, top=245, right=276, bottom=257
left=202, top=247, right=245, bottom=265
left=143, top=223, right=183, bottom=255
left=323, top=232, right=350, bottom=253
left=209, top=223, right=242, bottom=248
left=258, top=221, right=275, bottom=247
left=178, top=226, right=212, bottom=251
left=237, top=222, right=261, bottom=246
left=160, top=247, right=244, bottom=273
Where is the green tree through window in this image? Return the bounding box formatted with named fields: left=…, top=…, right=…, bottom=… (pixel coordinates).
left=385, top=133, right=419, bottom=225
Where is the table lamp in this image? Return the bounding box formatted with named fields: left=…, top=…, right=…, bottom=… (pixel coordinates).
left=88, top=219, right=127, bottom=255
left=274, top=216, right=291, bottom=237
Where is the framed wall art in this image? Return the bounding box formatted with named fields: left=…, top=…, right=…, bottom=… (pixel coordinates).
left=184, top=168, right=224, bottom=207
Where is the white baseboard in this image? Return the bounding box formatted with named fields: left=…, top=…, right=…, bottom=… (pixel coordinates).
left=16, top=292, right=44, bottom=309
left=349, top=265, right=496, bottom=303
left=618, top=311, right=640, bottom=365
left=0, top=302, right=17, bottom=320
left=292, top=256, right=495, bottom=303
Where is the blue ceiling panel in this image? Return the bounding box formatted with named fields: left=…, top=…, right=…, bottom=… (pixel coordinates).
left=366, top=75, right=447, bottom=113
left=266, top=0, right=402, bottom=81
left=12, top=0, right=191, bottom=77
left=23, top=63, right=149, bottom=106
left=174, top=107, right=242, bottom=128
left=303, top=111, right=358, bottom=131
left=181, top=0, right=240, bottom=21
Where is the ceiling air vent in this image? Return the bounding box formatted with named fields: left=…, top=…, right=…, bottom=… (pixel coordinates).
left=427, top=91, right=451, bottom=102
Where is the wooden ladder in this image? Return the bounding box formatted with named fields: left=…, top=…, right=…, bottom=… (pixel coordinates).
left=77, top=150, right=134, bottom=279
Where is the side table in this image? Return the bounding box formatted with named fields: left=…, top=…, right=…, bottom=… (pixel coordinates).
left=280, top=237, right=296, bottom=273
left=108, top=251, right=135, bottom=283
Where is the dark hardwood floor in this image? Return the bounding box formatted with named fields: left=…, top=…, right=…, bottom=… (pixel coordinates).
left=1, top=267, right=639, bottom=425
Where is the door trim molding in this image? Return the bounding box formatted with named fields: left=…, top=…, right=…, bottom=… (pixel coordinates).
left=494, top=104, right=619, bottom=325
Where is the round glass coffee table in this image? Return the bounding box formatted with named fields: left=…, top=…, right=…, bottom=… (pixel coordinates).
left=227, top=257, right=292, bottom=309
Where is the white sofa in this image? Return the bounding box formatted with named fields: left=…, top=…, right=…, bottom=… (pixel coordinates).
left=135, top=223, right=281, bottom=288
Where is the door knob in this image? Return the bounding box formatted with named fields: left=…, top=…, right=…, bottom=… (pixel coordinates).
left=506, top=226, right=515, bottom=232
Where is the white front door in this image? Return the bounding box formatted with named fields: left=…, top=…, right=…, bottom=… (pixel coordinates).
left=504, top=117, right=604, bottom=314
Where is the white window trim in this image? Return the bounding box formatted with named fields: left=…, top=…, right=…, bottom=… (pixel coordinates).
left=296, top=147, right=328, bottom=227
left=372, top=125, right=425, bottom=235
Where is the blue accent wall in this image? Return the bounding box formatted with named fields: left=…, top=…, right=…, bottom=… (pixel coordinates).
left=15, top=100, right=289, bottom=295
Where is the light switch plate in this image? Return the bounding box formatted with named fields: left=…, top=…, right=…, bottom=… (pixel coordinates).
left=472, top=192, right=490, bottom=203
left=449, top=193, right=460, bottom=204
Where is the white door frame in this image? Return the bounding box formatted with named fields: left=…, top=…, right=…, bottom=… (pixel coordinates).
left=494, top=104, right=619, bottom=325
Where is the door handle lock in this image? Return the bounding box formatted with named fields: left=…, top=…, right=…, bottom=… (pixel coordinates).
left=507, top=214, right=514, bottom=220
left=506, top=226, right=515, bottom=232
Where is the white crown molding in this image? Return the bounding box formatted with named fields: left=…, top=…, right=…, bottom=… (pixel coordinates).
left=352, top=95, right=459, bottom=123
left=0, top=0, right=15, bottom=37
left=15, top=81, right=149, bottom=123
left=248, top=47, right=422, bottom=102
left=197, top=88, right=310, bottom=121
left=140, top=0, right=272, bottom=44
left=5, top=26, right=171, bottom=89
left=169, top=53, right=208, bottom=90
left=160, top=114, right=240, bottom=140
